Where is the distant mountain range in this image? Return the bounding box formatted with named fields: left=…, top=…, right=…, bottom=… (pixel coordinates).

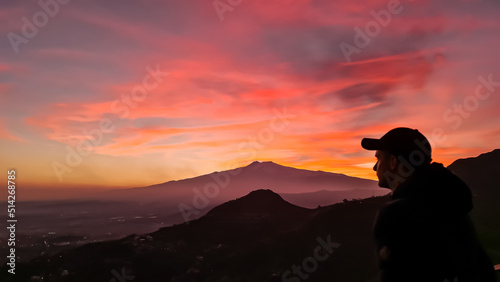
left=0, top=160, right=387, bottom=268
left=2, top=150, right=499, bottom=281
left=104, top=160, right=387, bottom=217
left=108, top=160, right=383, bottom=199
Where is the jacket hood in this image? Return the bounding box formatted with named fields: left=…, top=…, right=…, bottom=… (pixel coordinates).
left=391, top=162, right=473, bottom=221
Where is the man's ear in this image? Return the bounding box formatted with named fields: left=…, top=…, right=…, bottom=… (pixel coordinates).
left=389, top=155, right=398, bottom=171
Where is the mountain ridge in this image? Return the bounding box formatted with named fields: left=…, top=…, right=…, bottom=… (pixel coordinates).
left=103, top=161, right=384, bottom=207
left=129, top=161, right=375, bottom=191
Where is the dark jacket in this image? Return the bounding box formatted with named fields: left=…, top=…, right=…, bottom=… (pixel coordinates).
left=373, top=162, right=496, bottom=282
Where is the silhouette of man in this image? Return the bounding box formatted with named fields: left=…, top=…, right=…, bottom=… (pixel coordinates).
left=362, top=127, right=496, bottom=282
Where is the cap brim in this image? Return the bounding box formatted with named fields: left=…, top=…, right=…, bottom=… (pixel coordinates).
left=361, top=138, right=382, bottom=150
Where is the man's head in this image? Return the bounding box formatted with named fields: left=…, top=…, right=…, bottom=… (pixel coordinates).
left=373, top=150, right=398, bottom=189
left=361, top=128, right=432, bottom=190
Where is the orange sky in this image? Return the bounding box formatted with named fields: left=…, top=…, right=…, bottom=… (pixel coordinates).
left=1, top=0, right=500, bottom=194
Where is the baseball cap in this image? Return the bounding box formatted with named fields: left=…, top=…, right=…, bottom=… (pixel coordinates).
left=361, top=127, right=432, bottom=165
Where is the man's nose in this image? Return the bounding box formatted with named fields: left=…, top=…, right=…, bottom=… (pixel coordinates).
left=373, top=162, right=377, bottom=171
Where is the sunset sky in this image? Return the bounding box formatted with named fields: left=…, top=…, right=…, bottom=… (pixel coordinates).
left=1, top=0, right=499, bottom=193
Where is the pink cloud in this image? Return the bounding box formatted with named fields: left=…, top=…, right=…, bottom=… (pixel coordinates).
left=2, top=0, right=500, bottom=189
left=0, top=119, right=22, bottom=142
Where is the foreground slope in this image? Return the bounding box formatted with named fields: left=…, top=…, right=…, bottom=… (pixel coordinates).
left=4, top=190, right=387, bottom=282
